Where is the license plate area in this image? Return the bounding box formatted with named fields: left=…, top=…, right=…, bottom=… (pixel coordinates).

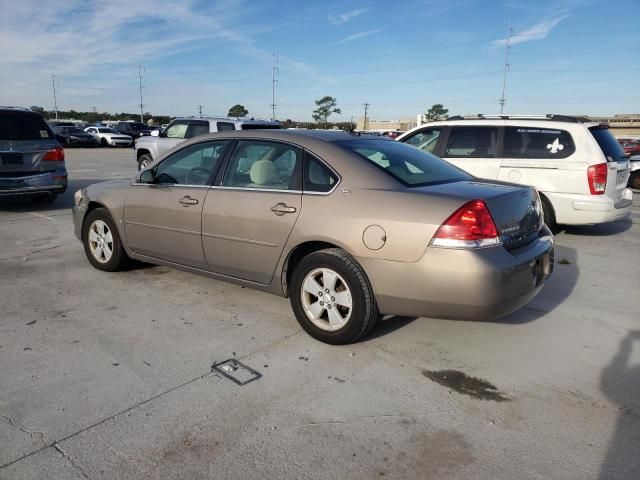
left=616, top=170, right=628, bottom=185
left=532, top=251, right=553, bottom=287
left=1, top=153, right=23, bottom=165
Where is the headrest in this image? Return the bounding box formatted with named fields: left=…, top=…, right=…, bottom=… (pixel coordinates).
left=249, top=159, right=279, bottom=185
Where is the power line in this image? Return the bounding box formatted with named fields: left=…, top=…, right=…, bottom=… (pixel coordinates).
left=499, top=20, right=513, bottom=114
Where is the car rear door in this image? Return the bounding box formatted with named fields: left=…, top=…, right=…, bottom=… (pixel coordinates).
left=440, top=126, right=501, bottom=179
left=201, top=139, right=302, bottom=284
left=124, top=140, right=230, bottom=268
left=589, top=126, right=631, bottom=204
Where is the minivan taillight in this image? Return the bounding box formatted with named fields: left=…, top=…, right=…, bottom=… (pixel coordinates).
left=587, top=163, right=607, bottom=195
left=43, top=147, right=65, bottom=162
left=432, top=200, right=501, bottom=249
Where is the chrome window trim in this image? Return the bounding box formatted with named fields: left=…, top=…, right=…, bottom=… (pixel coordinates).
left=131, top=182, right=211, bottom=189
left=209, top=185, right=303, bottom=194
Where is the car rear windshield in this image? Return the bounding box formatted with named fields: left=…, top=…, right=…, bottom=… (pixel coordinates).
left=337, top=139, right=472, bottom=187
left=0, top=112, right=52, bottom=140
left=590, top=126, right=626, bottom=162
left=240, top=124, right=281, bottom=130
left=128, top=123, right=147, bottom=130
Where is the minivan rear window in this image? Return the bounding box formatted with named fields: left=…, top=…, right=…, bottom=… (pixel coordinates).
left=590, top=126, right=626, bottom=162
left=337, top=139, right=472, bottom=187
left=0, top=112, right=51, bottom=140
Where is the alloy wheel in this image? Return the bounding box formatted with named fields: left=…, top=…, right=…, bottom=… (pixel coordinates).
left=300, top=267, right=352, bottom=331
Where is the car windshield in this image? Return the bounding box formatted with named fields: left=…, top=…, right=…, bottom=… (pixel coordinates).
left=0, top=112, right=51, bottom=140
left=590, top=127, right=627, bottom=162
left=337, top=139, right=472, bottom=187
left=98, top=128, right=117, bottom=133
left=128, top=123, right=147, bottom=131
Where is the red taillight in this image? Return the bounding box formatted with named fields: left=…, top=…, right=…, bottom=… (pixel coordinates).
left=43, top=147, right=65, bottom=162
left=432, top=200, right=500, bottom=248
left=587, top=163, right=607, bottom=195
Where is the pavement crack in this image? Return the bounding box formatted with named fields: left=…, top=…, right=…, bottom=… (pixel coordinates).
left=0, top=414, right=47, bottom=447
left=54, top=443, right=94, bottom=480
left=0, top=244, right=61, bottom=262
left=295, top=412, right=436, bottom=428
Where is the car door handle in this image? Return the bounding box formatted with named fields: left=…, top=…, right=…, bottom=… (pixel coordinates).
left=179, top=196, right=199, bottom=206
left=270, top=203, right=297, bottom=216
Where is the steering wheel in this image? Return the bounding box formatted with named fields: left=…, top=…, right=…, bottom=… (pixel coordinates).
left=186, top=167, right=211, bottom=185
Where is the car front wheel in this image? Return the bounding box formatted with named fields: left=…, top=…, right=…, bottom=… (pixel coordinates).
left=628, top=171, right=640, bottom=190
left=290, top=248, right=380, bottom=344
left=137, top=153, right=153, bottom=171
left=82, top=208, right=130, bottom=272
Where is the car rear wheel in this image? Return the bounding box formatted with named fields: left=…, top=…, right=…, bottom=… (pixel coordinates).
left=82, top=208, right=130, bottom=272
left=101, top=137, right=108, bottom=147
left=137, top=153, right=153, bottom=171
left=290, top=248, right=380, bottom=344
left=629, top=171, right=640, bottom=190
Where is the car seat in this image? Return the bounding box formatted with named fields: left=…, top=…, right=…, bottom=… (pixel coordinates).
left=249, top=159, right=280, bottom=188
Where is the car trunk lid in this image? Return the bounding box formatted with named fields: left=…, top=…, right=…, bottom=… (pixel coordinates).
left=421, top=180, right=542, bottom=250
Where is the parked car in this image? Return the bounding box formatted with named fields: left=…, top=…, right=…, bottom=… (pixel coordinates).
left=0, top=107, right=67, bottom=203
left=628, top=155, right=640, bottom=189
left=113, top=121, right=151, bottom=140
left=621, top=141, right=640, bottom=157
left=398, top=114, right=633, bottom=228
left=52, top=126, right=99, bottom=147
left=73, top=130, right=553, bottom=344
left=134, top=116, right=280, bottom=170
left=84, top=126, right=132, bottom=147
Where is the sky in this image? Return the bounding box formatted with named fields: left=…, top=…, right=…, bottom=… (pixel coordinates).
left=0, top=0, right=638, bottom=121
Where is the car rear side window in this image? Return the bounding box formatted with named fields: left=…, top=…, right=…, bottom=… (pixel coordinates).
left=337, top=139, right=471, bottom=187
left=0, top=112, right=51, bottom=140
left=303, top=151, right=338, bottom=193
left=403, top=128, right=441, bottom=153
left=590, top=126, right=626, bottom=162
left=444, top=127, right=498, bottom=158
left=217, top=122, right=235, bottom=132
left=503, top=127, right=575, bottom=159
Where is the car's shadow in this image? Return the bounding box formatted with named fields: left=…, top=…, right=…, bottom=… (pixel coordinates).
left=561, top=218, right=633, bottom=236
left=0, top=178, right=107, bottom=212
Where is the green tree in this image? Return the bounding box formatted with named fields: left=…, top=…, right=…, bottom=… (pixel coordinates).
left=312, top=96, right=341, bottom=128
left=228, top=104, right=248, bottom=117
left=425, top=104, right=449, bottom=122
left=30, top=106, right=45, bottom=114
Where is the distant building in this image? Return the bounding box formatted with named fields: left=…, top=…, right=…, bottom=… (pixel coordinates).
left=586, top=114, right=640, bottom=137
left=356, top=117, right=417, bottom=132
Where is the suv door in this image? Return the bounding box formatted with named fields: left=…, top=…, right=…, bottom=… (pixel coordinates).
left=201, top=139, right=302, bottom=284
left=124, top=140, right=230, bottom=268
left=441, top=126, right=500, bottom=179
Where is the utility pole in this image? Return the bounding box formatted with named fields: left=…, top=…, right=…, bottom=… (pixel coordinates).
left=51, top=73, right=58, bottom=120
left=92, top=106, right=97, bottom=124
left=138, top=62, right=145, bottom=123
left=198, top=105, right=203, bottom=117
left=363, top=102, right=369, bottom=131
left=498, top=20, right=513, bottom=114
left=271, top=54, right=279, bottom=121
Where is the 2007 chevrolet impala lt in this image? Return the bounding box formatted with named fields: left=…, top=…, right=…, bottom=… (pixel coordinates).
left=72, top=130, right=554, bottom=344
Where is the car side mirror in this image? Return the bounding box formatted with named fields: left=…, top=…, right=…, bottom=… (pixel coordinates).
left=138, top=169, right=155, bottom=184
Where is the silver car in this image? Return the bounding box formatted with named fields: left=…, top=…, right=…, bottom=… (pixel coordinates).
left=0, top=107, right=67, bottom=203
left=73, top=130, right=554, bottom=344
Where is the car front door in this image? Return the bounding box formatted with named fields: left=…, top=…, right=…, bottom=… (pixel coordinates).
left=124, top=140, right=230, bottom=268
left=201, top=139, right=302, bottom=284
left=441, top=126, right=501, bottom=179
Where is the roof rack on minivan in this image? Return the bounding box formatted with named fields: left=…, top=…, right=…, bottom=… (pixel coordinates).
left=445, top=114, right=592, bottom=123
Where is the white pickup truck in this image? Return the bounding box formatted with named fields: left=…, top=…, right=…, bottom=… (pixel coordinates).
left=134, top=116, right=280, bottom=170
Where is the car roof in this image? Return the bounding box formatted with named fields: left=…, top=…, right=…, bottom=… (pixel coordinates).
left=172, top=116, right=280, bottom=125
left=188, top=128, right=392, bottom=144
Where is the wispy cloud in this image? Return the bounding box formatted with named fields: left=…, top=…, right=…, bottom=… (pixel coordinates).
left=490, top=14, right=569, bottom=48
left=328, top=8, right=369, bottom=26
left=329, top=27, right=384, bottom=46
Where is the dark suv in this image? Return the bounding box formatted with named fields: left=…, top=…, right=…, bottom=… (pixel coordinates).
left=0, top=107, right=67, bottom=203
left=113, top=121, right=151, bottom=139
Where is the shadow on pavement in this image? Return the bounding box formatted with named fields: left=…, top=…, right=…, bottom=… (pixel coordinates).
left=364, top=316, right=418, bottom=341
left=562, top=219, right=632, bottom=236
left=0, top=178, right=106, bottom=212
left=599, top=330, right=640, bottom=479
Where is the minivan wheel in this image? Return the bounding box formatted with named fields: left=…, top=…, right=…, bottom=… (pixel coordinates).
left=290, top=248, right=380, bottom=344
left=82, top=208, right=129, bottom=272
left=137, top=153, right=153, bottom=171
left=541, top=196, right=559, bottom=232
left=629, top=171, right=640, bottom=190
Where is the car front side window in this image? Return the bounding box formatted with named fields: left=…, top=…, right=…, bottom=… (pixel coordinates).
left=404, top=128, right=441, bottom=153
left=163, top=122, right=189, bottom=139
left=152, top=140, right=229, bottom=186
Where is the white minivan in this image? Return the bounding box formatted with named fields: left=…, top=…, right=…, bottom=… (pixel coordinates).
left=397, top=115, right=633, bottom=228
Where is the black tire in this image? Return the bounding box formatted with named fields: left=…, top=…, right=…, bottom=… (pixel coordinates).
left=629, top=171, right=640, bottom=190
left=31, top=193, right=56, bottom=204
left=290, top=248, right=380, bottom=344
left=82, top=208, right=130, bottom=272
left=101, top=137, right=109, bottom=147
left=541, top=196, right=560, bottom=233
left=137, top=153, right=153, bottom=171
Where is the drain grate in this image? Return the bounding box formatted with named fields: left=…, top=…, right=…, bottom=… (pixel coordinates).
left=212, top=359, right=262, bottom=386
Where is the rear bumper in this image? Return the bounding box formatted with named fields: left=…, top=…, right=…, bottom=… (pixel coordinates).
left=358, top=227, right=554, bottom=320
left=545, top=190, right=633, bottom=225
left=0, top=170, right=67, bottom=197
left=109, top=138, right=132, bottom=146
